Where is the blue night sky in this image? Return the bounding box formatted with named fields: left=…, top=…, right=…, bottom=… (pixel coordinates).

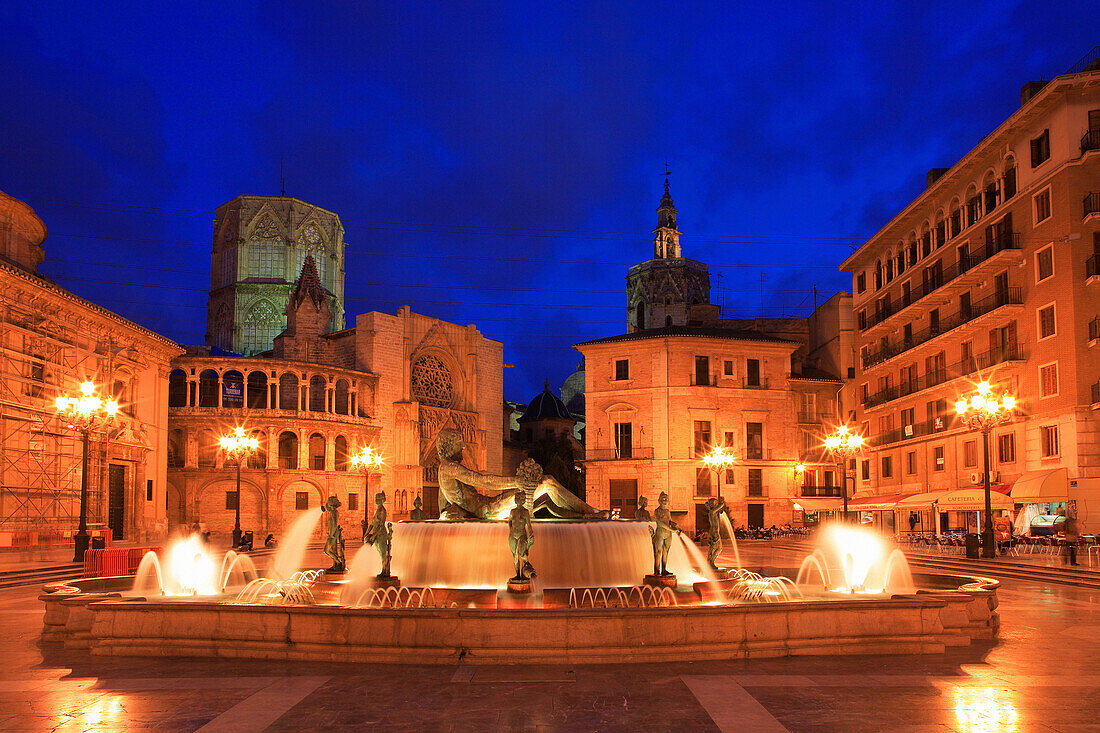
left=1, top=2, right=1095, bottom=401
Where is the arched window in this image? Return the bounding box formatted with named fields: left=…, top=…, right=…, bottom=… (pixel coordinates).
left=334, top=379, right=349, bottom=415
left=334, top=435, right=348, bottom=471
left=198, top=370, right=219, bottom=407
left=874, top=260, right=883, bottom=290
left=279, top=373, right=299, bottom=411
left=168, top=429, right=185, bottom=468
left=278, top=431, right=298, bottom=469
left=247, top=371, right=268, bottom=409
left=242, top=300, right=282, bottom=356
left=309, top=433, right=326, bottom=470
left=222, top=370, right=244, bottom=408
left=169, top=369, right=188, bottom=407
left=246, top=235, right=284, bottom=279
left=197, top=429, right=218, bottom=467
left=309, top=375, right=326, bottom=412
left=247, top=431, right=267, bottom=469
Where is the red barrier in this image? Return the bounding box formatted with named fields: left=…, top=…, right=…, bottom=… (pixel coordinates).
left=82, top=546, right=160, bottom=578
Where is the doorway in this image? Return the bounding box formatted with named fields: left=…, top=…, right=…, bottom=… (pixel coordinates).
left=609, top=479, right=638, bottom=518
left=108, top=464, right=126, bottom=541
left=747, top=503, right=764, bottom=528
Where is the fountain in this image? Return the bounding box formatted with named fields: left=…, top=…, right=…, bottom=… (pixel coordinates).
left=131, top=534, right=259, bottom=596
left=796, top=524, right=915, bottom=594
left=40, top=444, right=996, bottom=664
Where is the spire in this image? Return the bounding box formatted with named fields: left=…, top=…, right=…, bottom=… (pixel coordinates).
left=653, top=172, right=680, bottom=259
left=289, top=254, right=328, bottom=309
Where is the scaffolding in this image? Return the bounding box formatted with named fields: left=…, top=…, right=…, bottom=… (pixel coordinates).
left=0, top=308, right=108, bottom=540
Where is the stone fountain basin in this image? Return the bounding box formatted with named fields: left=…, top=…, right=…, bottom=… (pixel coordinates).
left=40, top=571, right=998, bottom=663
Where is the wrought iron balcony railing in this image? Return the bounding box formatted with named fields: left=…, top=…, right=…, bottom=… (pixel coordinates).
left=862, top=233, right=1020, bottom=331
left=586, top=446, right=655, bottom=461
left=862, top=343, right=1026, bottom=409
left=861, top=287, right=1023, bottom=369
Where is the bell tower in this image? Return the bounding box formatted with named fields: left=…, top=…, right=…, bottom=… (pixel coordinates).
left=652, top=177, right=681, bottom=259
left=626, top=176, right=712, bottom=332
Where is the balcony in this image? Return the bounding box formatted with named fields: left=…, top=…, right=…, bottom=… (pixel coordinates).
left=1085, top=193, right=1100, bottom=220
left=742, top=377, right=770, bottom=389
left=861, top=287, right=1023, bottom=370
left=861, top=232, right=1021, bottom=332
left=875, top=413, right=957, bottom=448
left=1083, top=129, right=1100, bottom=155
left=801, top=486, right=842, bottom=497
left=1090, top=317, right=1100, bottom=347
left=1093, top=381, right=1100, bottom=409
left=1088, top=254, right=1100, bottom=284
left=586, top=446, right=654, bottom=461
left=862, top=343, right=1027, bottom=409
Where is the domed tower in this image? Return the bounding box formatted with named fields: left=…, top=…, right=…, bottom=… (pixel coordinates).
left=626, top=179, right=711, bottom=332
left=206, top=195, right=346, bottom=355
left=0, top=190, right=47, bottom=273
left=517, top=380, right=575, bottom=443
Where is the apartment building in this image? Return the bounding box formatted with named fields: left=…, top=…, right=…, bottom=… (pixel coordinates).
left=840, top=59, right=1100, bottom=530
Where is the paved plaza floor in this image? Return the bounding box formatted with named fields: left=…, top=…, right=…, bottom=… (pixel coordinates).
left=2, top=543, right=1098, bottom=732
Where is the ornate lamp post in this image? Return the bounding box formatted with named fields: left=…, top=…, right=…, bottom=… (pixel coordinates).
left=55, top=381, right=118, bottom=562
left=702, top=446, right=737, bottom=503
left=955, top=381, right=1015, bottom=559
left=218, top=427, right=259, bottom=547
left=823, top=425, right=864, bottom=520
left=350, top=445, right=384, bottom=503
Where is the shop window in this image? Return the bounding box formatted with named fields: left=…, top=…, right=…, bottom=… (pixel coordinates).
left=997, top=433, right=1016, bottom=463
left=1040, top=425, right=1059, bottom=457
left=614, top=359, right=629, bottom=380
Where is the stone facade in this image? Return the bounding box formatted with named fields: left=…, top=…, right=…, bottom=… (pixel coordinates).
left=840, top=64, right=1100, bottom=525
left=0, top=191, right=183, bottom=547
left=172, top=241, right=503, bottom=539
left=206, top=196, right=346, bottom=355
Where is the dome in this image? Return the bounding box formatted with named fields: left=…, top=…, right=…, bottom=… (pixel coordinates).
left=0, top=190, right=47, bottom=272
left=518, top=380, right=572, bottom=422
left=561, top=361, right=585, bottom=415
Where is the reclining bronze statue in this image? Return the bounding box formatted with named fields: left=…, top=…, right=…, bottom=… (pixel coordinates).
left=434, top=429, right=608, bottom=520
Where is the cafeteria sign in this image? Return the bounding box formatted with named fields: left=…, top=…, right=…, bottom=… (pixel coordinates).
left=222, top=380, right=243, bottom=404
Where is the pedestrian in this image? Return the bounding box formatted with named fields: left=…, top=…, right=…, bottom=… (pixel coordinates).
left=1063, top=512, right=1080, bottom=566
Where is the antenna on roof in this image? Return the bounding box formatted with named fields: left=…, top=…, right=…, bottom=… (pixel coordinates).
left=280, top=157, right=287, bottom=197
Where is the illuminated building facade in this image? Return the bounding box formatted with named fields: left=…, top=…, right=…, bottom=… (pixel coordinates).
left=841, top=62, right=1100, bottom=526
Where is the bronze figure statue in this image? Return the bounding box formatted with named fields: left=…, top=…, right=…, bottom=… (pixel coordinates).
left=409, top=494, right=426, bottom=520
left=364, top=490, right=393, bottom=577
left=634, top=495, right=652, bottom=522
left=321, top=495, right=346, bottom=574
left=435, top=429, right=607, bottom=520
left=651, top=491, right=681, bottom=577
left=704, top=496, right=731, bottom=569
left=508, top=489, right=536, bottom=581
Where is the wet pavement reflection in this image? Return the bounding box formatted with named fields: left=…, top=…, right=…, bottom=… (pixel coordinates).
left=2, top=542, right=1097, bottom=731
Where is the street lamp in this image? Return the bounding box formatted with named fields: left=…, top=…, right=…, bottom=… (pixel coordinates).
left=823, top=425, right=864, bottom=520
left=702, top=446, right=736, bottom=503
left=55, top=381, right=119, bottom=562
left=219, top=427, right=259, bottom=548
left=955, top=381, right=1015, bottom=558
left=350, top=445, right=384, bottom=505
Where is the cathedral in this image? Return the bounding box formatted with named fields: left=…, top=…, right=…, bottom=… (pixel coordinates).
left=167, top=195, right=503, bottom=540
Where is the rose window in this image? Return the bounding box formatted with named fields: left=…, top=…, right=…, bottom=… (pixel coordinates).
left=411, top=355, right=454, bottom=408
